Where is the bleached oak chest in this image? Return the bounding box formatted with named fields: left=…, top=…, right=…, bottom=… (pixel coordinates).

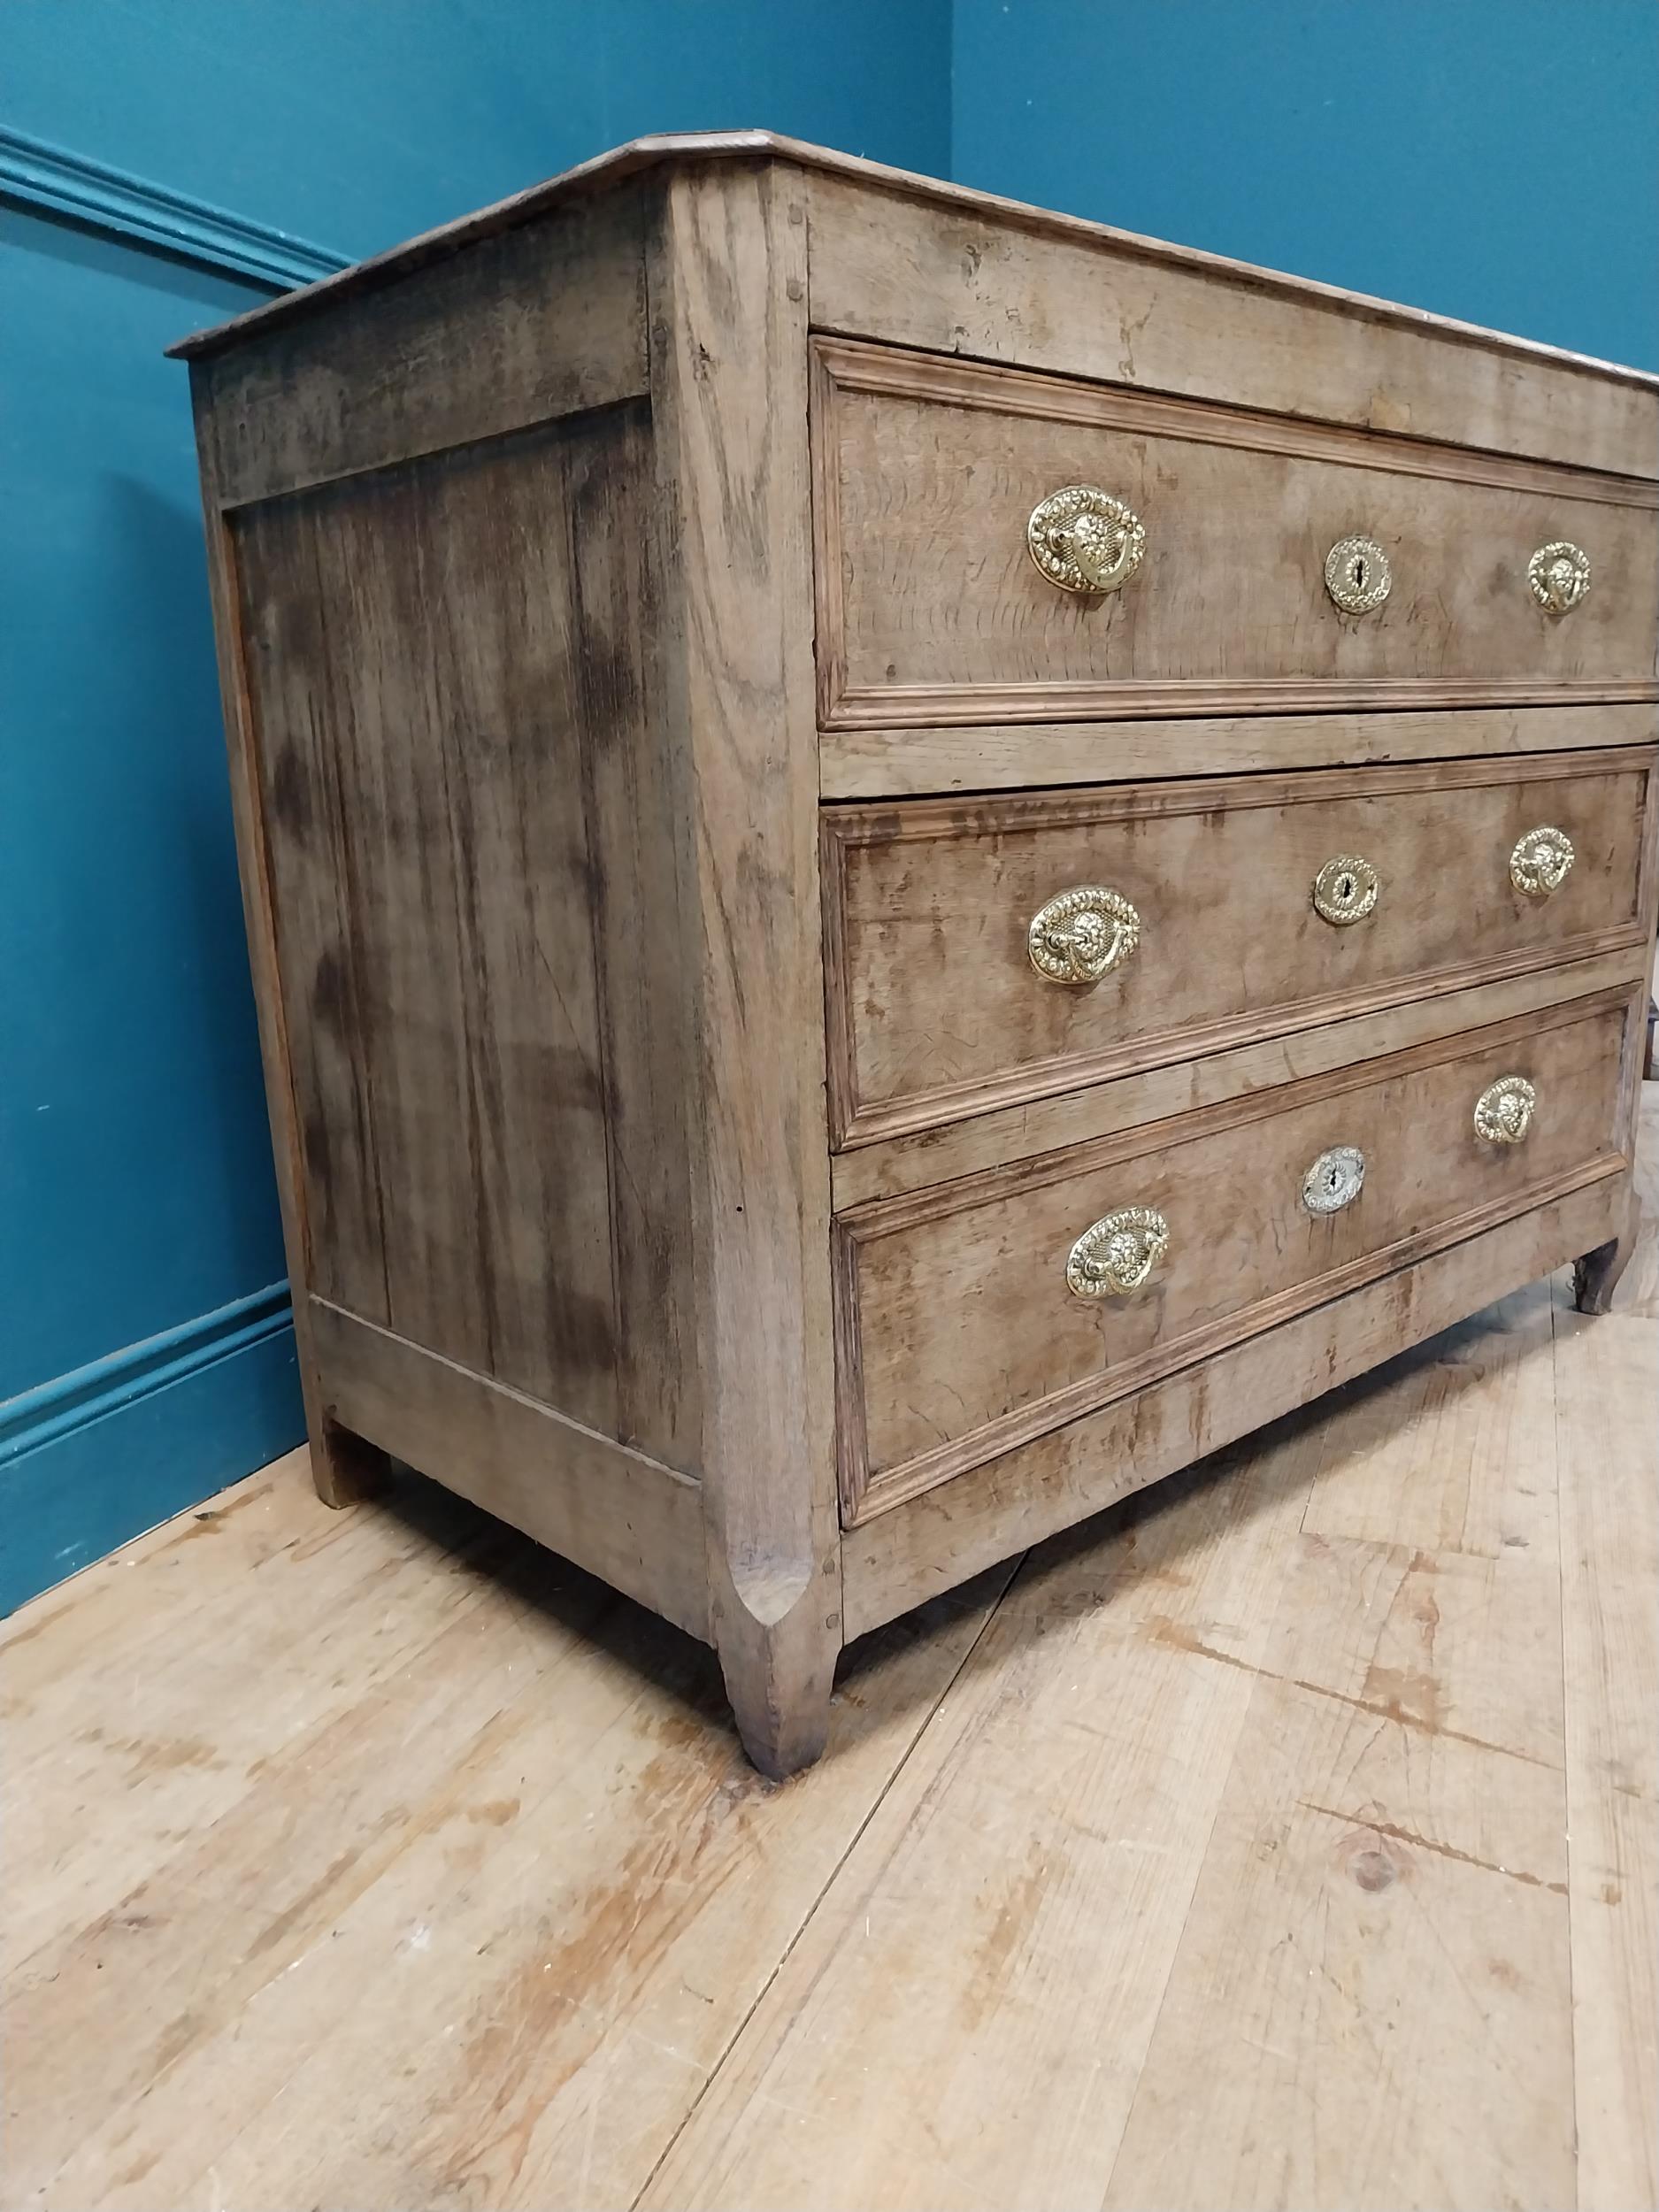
left=174, top=133, right=1658, bottom=1774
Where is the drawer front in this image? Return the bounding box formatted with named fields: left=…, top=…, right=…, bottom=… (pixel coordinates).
left=835, top=994, right=1631, bottom=1523
left=823, top=749, right=1655, bottom=1145
left=812, top=342, right=1659, bottom=727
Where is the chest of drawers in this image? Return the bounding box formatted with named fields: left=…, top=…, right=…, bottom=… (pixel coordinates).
left=173, top=133, right=1659, bottom=1776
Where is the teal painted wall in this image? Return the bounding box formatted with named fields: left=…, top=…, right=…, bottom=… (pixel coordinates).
left=5, top=0, right=952, bottom=262
left=0, top=1, right=950, bottom=1610
left=951, top=0, right=1659, bottom=373
left=0, top=206, right=302, bottom=1605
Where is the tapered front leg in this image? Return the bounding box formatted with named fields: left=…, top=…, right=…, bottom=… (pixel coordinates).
left=716, top=1596, right=837, bottom=1781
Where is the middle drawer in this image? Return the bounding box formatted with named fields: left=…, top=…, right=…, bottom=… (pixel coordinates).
left=822, top=748, right=1654, bottom=1145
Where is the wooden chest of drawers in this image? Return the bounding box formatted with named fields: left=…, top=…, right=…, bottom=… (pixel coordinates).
left=173, top=132, right=1659, bottom=1776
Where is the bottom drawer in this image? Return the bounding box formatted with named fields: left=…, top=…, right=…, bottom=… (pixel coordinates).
left=834, top=991, right=1629, bottom=1524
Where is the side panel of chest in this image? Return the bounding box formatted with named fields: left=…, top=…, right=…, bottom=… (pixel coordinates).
left=231, top=404, right=699, bottom=1469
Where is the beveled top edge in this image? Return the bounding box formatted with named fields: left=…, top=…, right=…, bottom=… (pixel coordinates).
left=168, top=127, right=1659, bottom=394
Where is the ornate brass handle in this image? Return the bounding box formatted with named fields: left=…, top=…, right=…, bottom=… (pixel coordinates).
left=1028, top=885, right=1141, bottom=985
left=1066, top=1206, right=1169, bottom=1298
left=1302, top=1146, right=1366, bottom=1215
left=1474, top=1076, right=1536, bottom=1144
left=1312, top=855, right=1380, bottom=926
left=1527, top=541, right=1590, bottom=613
left=1325, top=535, right=1392, bottom=614
left=1510, top=825, right=1575, bottom=898
left=1027, top=485, right=1146, bottom=595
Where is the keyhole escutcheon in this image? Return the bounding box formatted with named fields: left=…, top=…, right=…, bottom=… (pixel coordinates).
left=1325, top=534, right=1392, bottom=614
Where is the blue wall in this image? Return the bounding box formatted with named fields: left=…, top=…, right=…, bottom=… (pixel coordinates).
left=952, top=0, right=1659, bottom=373
left=5, top=1, right=952, bottom=262
left=3, top=1, right=1650, bottom=1609
left=0, top=0, right=950, bottom=1611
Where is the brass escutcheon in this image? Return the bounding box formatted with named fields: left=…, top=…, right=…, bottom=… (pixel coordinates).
left=1302, top=1146, right=1366, bottom=1215
left=1325, top=534, right=1392, bottom=614
left=1312, top=855, right=1380, bottom=927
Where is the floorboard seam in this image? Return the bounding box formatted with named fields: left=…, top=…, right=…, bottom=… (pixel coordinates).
left=628, top=1548, right=1031, bottom=2209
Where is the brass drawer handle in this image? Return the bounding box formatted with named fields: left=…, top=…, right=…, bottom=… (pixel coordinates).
left=1067, top=1206, right=1169, bottom=1298
left=1302, top=1146, right=1366, bottom=1215
left=1510, top=824, right=1574, bottom=898
left=1312, top=855, right=1379, bottom=926
left=1474, top=1075, right=1536, bottom=1144
left=1324, top=534, right=1392, bottom=614
left=1527, top=541, right=1590, bottom=613
left=1027, top=485, right=1146, bottom=595
left=1028, top=884, right=1141, bottom=985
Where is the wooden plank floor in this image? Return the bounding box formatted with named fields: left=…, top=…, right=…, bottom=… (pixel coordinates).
left=6, top=1090, right=1655, bottom=2212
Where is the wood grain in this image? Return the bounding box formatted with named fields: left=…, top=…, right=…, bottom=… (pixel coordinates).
left=1297, top=1277, right=1560, bottom=1561
left=1102, top=1529, right=1574, bottom=2211
left=642, top=1403, right=1339, bottom=2212
left=0, top=1451, right=480, bottom=1974
left=645, top=162, right=841, bottom=1775
left=834, top=674, right=1659, bottom=728
left=1615, top=1080, right=1659, bottom=1318
left=824, top=750, right=1655, bottom=1146
left=193, top=184, right=649, bottom=507
left=841, top=1172, right=1626, bottom=1639
left=2, top=1458, right=1013, bottom=2212
left=813, top=340, right=1659, bottom=726
left=236, top=414, right=654, bottom=1442
left=831, top=949, right=1652, bottom=1210
left=1554, top=1296, right=1659, bottom=2212
left=180, top=128, right=1658, bottom=1782
left=819, top=700, right=1659, bottom=800
left=838, top=997, right=1627, bottom=1517
left=310, top=1298, right=709, bottom=1641
left=804, top=165, right=1659, bottom=479
left=191, top=416, right=388, bottom=1509
left=818, top=337, right=1659, bottom=504
left=5, top=1094, right=1653, bottom=2209
left=173, top=133, right=1659, bottom=480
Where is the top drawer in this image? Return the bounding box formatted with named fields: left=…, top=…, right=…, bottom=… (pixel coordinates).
left=811, top=341, right=1659, bottom=729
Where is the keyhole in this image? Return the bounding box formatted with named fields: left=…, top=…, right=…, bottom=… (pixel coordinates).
left=1337, top=872, right=1356, bottom=901
left=1326, top=1167, right=1342, bottom=1194
left=1351, top=557, right=1367, bottom=589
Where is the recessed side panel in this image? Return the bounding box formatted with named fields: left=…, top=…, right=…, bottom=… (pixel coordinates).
left=232, top=404, right=697, bottom=1462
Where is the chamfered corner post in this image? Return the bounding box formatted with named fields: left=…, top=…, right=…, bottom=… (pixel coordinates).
left=647, top=157, right=842, bottom=1776
left=186, top=367, right=388, bottom=1512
